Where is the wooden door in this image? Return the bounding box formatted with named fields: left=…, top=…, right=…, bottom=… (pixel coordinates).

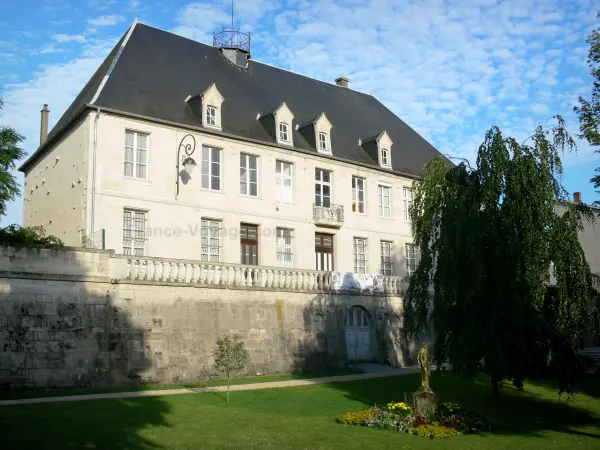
left=315, top=232, right=334, bottom=271
left=240, top=223, right=258, bottom=265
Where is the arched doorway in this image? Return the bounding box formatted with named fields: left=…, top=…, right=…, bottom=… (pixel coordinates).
left=345, top=307, right=372, bottom=360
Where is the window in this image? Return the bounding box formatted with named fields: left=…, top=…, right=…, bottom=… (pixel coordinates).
left=406, top=244, right=417, bottom=276
left=276, top=228, right=294, bottom=268
left=276, top=160, right=293, bottom=203
left=379, top=185, right=391, bottom=218
left=403, top=187, right=413, bottom=221
left=123, top=209, right=147, bottom=256
left=352, top=176, right=365, bottom=213
left=206, top=105, right=217, bottom=127
left=315, top=169, right=332, bottom=207
left=381, top=148, right=390, bottom=167
left=279, top=122, right=290, bottom=143
left=201, top=146, right=221, bottom=190
left=380, top=241, right=393, bottom=276
left=240, top=223, right=258, bottom=265
left=124, top=131, right=148, bottom=179
left=318, top=132, right=328, bottom=151
left=353, top=238, right=367, bottom=274
left=201, top=219, right=221, bottom=262
left=240, top=153, right=258, bottom=196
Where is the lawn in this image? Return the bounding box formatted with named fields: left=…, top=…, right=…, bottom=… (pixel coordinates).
left=1, top=372, right=599, bottom=449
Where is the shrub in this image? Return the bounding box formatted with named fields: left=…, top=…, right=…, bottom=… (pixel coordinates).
left=0, top=225, right=63, bottom=249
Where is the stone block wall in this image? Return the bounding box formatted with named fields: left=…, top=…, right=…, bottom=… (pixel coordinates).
left=0, top=247, right=413, bottom=390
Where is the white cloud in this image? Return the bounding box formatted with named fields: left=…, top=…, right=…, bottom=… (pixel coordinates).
left=88, top=15, right=125, bottom=27
left=52, top=34, right=86, bottom=43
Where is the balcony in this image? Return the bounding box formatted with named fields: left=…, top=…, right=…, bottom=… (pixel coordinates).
left=313, top=203, right=344, bottom=227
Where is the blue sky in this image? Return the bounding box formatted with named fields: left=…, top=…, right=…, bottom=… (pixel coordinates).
left=0, top=0, right=598, bottom=227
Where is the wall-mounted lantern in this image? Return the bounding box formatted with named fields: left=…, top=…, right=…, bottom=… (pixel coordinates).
left=176, top=134, right=197, bottom=197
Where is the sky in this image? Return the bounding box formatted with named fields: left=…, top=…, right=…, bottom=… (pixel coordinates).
left=0, top=0, right=599, bottom=227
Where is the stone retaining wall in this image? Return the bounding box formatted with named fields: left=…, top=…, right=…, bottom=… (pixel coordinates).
left=0, top=247, right=413, bottom=390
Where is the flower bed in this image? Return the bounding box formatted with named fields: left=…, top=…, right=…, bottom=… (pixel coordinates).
left=335, top=400, right=488, bottom=439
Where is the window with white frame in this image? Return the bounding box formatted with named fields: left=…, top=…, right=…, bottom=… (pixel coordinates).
left=380, top=241, right=393, bottom=276
left=276, top=228, right=294, bottom=268
left=403, top=187, right=413, bottom=221
left=201, top=219, right=221, bottom=262
left=123, top=209, right=147, bottom=256
left=315, top=168, right=332, bottom=207
left=201, top=146, right=221, bottom=190
left=124, top=131, right=148, bottom=179
left=378, top=184, right=391, bottom=218
left=381, top=148, right=390, bottom=167
left=279, top=122, right=290, bottom=143
left=206, top=105, right=217, bottom=127
left=406, top=243, right=417, bottom=276
left=318, top=132, right=329, bottom=152
left=352, top=176, right=365, bottom=213
left=240, top=153, right=258, bottom=196
left=276, top=160, right=293, bottom=203
left=353, top=238, right=367, bottom=274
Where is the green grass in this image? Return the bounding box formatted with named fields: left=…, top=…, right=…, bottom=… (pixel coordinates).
left=1, top=373, right=599, bottom=449
left=0, top=367, right=361, bottom=400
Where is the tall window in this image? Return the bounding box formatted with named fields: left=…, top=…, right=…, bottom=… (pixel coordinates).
left=352, top=176, right=365, bottom=213
left=201, top=146, right=221, bottom=191
left=240, top=153, right=258, bottom=196
left=318, top=132, right=328, bottom=151
left=206, top=105, right=217, bottom=127
left=381, top=148, right=390, bottom=167
left=353, top=238, right=367, bottom=274
left=201, top=219, right=221, bottom=262
left=379, top=185, right=391, bottom=218
left=380, top=241, right=393, bottom=276
left=403, top=187, right=413, bottom=221
left=276, top=160, right=293, bottom=203
left=315, top=169, right=331, bottom=207
left=276, top=228, right=294, bottom=268
left=123, top=209, right=147, bottom=256
left=124, top=131, right=148, bottom=179
left=279, top=123, right=290, bottom=143
left=240, top=223, right=258, bottom=265
left=406, top=244, right=417, bottom=276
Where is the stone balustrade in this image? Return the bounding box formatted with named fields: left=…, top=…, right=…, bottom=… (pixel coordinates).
left=116, top=255, right=404, bottom=294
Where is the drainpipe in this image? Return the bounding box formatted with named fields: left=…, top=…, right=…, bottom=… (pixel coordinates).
left=91, top=108, right=100, bottom=236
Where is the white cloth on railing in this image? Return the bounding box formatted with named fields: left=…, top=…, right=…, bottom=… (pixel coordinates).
left=331, top=272, right=385, bottom=292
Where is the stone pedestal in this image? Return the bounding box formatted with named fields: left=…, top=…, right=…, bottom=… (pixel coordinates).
left=413, top=389, right=436, bottom=416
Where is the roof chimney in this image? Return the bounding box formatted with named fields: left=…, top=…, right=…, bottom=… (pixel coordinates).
left=335, top=77, right=349, bottom=88
left=573, top=192, right=582, bottom=204
left=40, top=104, right=49, bottom=146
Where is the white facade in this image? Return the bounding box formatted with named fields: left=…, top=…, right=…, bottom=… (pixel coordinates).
left=23, top=110, right=418, bottom=277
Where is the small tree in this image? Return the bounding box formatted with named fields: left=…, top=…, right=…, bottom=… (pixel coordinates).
left=0, top=94, right=26, bottom=219
left=214, top=334, right=249, bottom=402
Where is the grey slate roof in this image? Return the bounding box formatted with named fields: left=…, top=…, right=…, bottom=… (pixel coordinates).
left=20, top=22, right=443, bottom=175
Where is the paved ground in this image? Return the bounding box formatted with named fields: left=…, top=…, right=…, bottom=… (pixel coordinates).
left=0, top=367, right=420, bottom=407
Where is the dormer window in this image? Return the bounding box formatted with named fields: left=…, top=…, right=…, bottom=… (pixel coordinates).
left=319, top=132, right=328, bottom=152
left=206, top=106, right=217, bottom=127
left=279, top=123, right=290, bottom=143
left=360, top=130, right=393, bottom=168
left=381, top=148, right=390, bottom=167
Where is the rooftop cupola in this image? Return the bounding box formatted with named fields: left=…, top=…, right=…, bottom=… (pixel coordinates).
left=213, top=3, right=251, bottom=68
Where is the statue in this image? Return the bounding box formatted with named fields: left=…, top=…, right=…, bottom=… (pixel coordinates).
left=413, top=342, right=436, bottom=415
left=417, top=342, right=432, bottom=392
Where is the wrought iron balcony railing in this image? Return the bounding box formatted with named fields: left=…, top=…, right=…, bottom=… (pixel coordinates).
left=313, top=204, right=344, bottom=226
left=213, top=30, right=251, bottom=53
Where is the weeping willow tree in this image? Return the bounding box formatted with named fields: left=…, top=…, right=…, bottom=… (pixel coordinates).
left=404, top=117, right=595, bottom=397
